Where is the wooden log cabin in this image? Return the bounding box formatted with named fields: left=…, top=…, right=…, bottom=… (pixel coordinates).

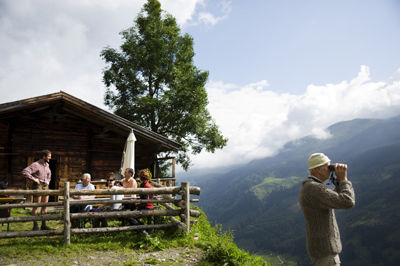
left=0, top=91, right=181, bottom=197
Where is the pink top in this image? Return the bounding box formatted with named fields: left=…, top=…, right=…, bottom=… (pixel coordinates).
left=22, top=160, right=51, bottom=185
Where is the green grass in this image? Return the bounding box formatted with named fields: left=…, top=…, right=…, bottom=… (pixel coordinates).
left=0, top=207, right=270, bottom=265
left=250, top=176, right=302, bottom=201
left=258, top=253, right=298, bottom=266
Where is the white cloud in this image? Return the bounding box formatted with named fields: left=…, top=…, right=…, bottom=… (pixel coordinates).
left=188, top=66, right=400, bottom=170
left=0, top=0, right=209, bottom=108
left=198, top=12, right=224, bottom=26
left=161, top=0, right=203, bottom=25
left=0, top=0, right=148, bottom=108
left=197, top=0, right=230, bottom=26
left=143, top=0, right=231, bottom=27
left=177, top=0, right=231, bottom=27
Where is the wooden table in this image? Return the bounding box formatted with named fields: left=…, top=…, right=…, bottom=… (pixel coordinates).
left=93, top=195, right=110, bottom=207
left=0, top=197, right=26, bottom=204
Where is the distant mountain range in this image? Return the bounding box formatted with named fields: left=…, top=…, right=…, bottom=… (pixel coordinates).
left=188, top=115, right=400, bottom=266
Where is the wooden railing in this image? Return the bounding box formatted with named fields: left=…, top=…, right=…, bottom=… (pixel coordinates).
left=0, top=182, right=200, bottom=245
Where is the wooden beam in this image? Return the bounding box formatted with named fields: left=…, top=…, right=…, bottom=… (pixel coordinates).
left=71, top=223, right=176, bottom=234
left=0, top=202, right=62, bottom=209
left=70, top=209, right=181, bottom=219
left=0, top=214, right=63, bottom=223
left=0, top=229, right=63, bottom=239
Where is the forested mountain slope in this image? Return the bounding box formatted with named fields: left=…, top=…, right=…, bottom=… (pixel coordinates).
left=194, top=115, right=400, bottom=265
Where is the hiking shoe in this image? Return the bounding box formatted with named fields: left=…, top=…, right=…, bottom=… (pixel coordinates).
left=41, top=224, right=52, bottom=230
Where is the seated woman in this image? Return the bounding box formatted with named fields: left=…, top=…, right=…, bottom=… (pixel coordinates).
left=92, top=176, right=123, bottom=227
left=137, top=169, right=154, bottom=211
left=107, top=176, right=124, bottom=211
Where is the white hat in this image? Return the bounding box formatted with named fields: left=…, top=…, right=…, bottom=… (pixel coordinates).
left=308, top=153, right=330, bottom=170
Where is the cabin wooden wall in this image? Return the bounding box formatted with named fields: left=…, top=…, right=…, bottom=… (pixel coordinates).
left=0, top=110, right=157, bottom=190
left=0, top=122, right=8, bottom=183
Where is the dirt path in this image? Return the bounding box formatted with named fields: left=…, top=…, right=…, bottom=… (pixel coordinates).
left=1, top=247, right=205, bottom=266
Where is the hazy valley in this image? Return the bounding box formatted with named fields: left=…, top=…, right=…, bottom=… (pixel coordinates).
left=181, top=115, right=400, bottom=265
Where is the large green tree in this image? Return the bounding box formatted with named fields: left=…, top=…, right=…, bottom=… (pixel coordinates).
left=101, top=0, right=227, bottom=170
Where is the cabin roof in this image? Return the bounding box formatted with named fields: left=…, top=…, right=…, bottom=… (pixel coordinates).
left=0, top=91, right=181, bottom=152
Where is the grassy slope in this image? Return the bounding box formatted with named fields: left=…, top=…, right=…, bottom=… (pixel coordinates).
left=0, top=207, right=269, bottom=266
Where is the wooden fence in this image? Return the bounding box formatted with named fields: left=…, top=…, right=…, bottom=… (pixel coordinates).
left=0, top=182, right=200, bottom=245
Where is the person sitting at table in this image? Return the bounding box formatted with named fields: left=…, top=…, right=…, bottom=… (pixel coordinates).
left=122, top=168, right=137, bottom=210
left=103, top=175, right=141, bottom=231
left=92, top=176, right=123, bottom=227
left=122, top=168, right=137, bottom=190
left=70, top=173, right=95, bottom=228
left=107, top=176, right=123, bottom=211
left=138, top=169, right=154, bottom=211
left=123, top=170, right=151, bottom=236
left=135, top=169, right=154, bottom=228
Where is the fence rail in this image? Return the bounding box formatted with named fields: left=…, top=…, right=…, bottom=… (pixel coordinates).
left=0, top=181, right=199, bottom=245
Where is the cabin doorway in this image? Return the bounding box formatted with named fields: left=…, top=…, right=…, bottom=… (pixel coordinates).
left=48, top=158, right=58, bottom=202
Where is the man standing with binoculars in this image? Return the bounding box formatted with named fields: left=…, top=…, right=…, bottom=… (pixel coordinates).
left=299, top=153, right=355, bottom=266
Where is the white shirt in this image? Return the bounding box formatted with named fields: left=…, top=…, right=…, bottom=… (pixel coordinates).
left=110, top=185, right=123, bottom=210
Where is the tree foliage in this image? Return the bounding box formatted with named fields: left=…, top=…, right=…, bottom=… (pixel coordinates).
left=100, top=0, right=227, bottom=170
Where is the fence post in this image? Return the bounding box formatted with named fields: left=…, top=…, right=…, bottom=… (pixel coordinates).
left=181, top=182, right=190, bottom=233
left=64, top=182, right=70, bottom=245
left=172, top=158, right=176, bottom=186
left=172, top=158, right=176, bottom=178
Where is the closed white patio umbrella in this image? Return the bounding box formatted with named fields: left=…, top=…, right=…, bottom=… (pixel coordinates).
left=120, top=129, right=136, bottom=176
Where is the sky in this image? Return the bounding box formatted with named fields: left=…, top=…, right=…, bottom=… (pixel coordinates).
left=1, top=0, right=400, bottom=172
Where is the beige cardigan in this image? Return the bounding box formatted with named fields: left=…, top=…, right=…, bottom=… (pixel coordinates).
left=299, top=177, right=355, bottom=259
